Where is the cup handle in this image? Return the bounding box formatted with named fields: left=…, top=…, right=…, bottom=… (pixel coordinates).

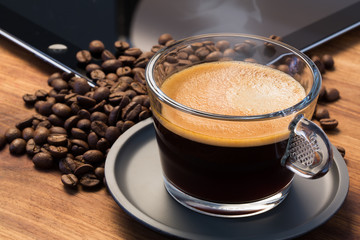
left=281, top=114, right=333, bottom=179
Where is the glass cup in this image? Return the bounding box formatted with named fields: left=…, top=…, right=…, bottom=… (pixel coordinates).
left=145, top=34, right=333, bottom=217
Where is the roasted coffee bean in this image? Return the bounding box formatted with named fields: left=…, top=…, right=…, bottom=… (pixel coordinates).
left=321, top=54, right=334, bottom=70
left=90, top=69, right=106, bottom=81
left=71, top=128, right=87, bottom=140
left=215, top=40, right=231, bottom=52
left=51, top=79, right=68, bottom=92
left=101, top=49, right=115, bottom=61
left=70, top=139, right=89, bottom=156
left=325, top=88, right=340, bottom=102
left=194, top=47, right=210, bottom=59
left=77, top=95, right=97, bottom=109
left=48, top=145, right=68, bottom=159
left=188, top=54, right=200, bottom=63
left=94, top=167, right=105, bottom=179
left=32, top=152, right=54, bottom=169
left=76, top=118, right=91, bottom=131
left=70, top=102, right=81, bottom=115
left=130, top=82, right=146, bottom=95
left=36, top=120, right=52, bottom=129
left=36, top=101, right=53, bottom=116
left=26, top=138, right=41, bottom=155
left=64, top=115, right=80, bottom=130
left=96, top=138, right=110, bottom=152
left=23, top=94, right=37, bottom=105
left=83, top=150, right=104, bottom=163
left=132, top=95, right=150, bottom=108
left=205, top=51, right=223, bottom=61
left=87, top=132, right=99, bottom=149
left=64, top=93, right=78, bottom=105
left=5, top=127, right=22, bottom=143
left=158, top=33, right=173, bottom=45
left=47, top=72, right=62, bottom=85
left=121, top=120, right=135, bottom=132
left=89, top=40, right=105, bottom=56
left=22, top=127, right=35, bottom=141
left=93, top=87, right=110, bottom=102
left=122, top=102, right=142, bottom=121
left=52, top=103, right=72, bottom=118
left=89, top=99, right=106, bottom=112
left=74, top=163, right=94, bottom=176
left=116, top=66, right=132, bottom=77
left=0, top=134, right=6, bottom=149
left=80, top=173, right=101, bottom=188
left=118, top=55, right=136, bottom=66
left=49, top=126, right=67, bottom=135
left=47, top=134, right=68, bottom=146
left=90, top=112, right=108, bottom=123
left=315, top=107, right=330, bottom=120
left=320, top=118, right=338, bottom=130
left=34, top=127, right=50, bottom=144
left=85, top=63, right=101, bottom=73
left=336, top=146, right=346, bottom=158
left=76, top=50, right=92, bottom=64
left=62, top=72, right=75, bottom=81
left=15, top=116, right=35, bottom=130
left=110, top=82, right=129, bottom=94
left=35, top=89, right=48, bottom=100
left=72, top=78, right=91, bottom=95
left=318, top=85, right=327, bottom=101
left=139, top=109, right=151, bottom=120
left=91, top=121, right=108, bottom=137
left=311, top=55, right=325, bottom=73
left=114, top=40, right=130, bottom=52
left=101, top=59, right=122, bottom=72
left=61, top=174, right=78, bottom=188
left=59, top=157, right=77, bottom=173
left=105, top=126, right=121, bottom=144
left=48, top=114, right=65, bottom=126
left=234, top=42, right=255, bottom=57
left=9, top=138, right=26, bottom=155
left=78, top=109, right=91, bottom=119
left=124, top=48, right=142, bottom=58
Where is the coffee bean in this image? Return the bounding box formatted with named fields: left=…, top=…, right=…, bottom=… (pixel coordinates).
left=47, top=134, right=68, bottom=146
left=85, top=63, right=101, bottom=73
left=130, top=82, right=146, bottom=95
left=94, top=167, right=105, bottom=179
left=139, top=109, right=152, bottom=120
left=87, top=132, right=99, bottom=149
left=76, top=50, right=92, bottom=64
left=80, top=173, right=101, bottom=188
left=52, top=103, right=72, bottom=118
left=35, top=89, right=48, bottom=100
left=22, top=127, right=35, bottom=141
left=90, top=112, right=108, bottom=123
left=59, top=157, right=77, bottom=173
left=16, top=116, right=35, bottom=130
left=33, top=127, right=50, bottom=145
left=101, top=59, right=122, bottom=73
left=70, top=139, right=89, bottom=156
left=90, top=69, right=106, bottom=81
left=336, top=146, right=346, bottom=158
left=320, top=118, right=338, bottom=130
left=26, top=138, right=41, bottom=155
left=36, top=120, right=52, bottom=129
left=77, top=95, right=97, bottom=109
left=121, top=120, right=135, bottom=132
left=74, top=163, right=94, bottom=176
left=9, top=138, right=26, bottom=155
left=61, top=173, right=78, bottom=188
left=114, top=40, right=130, bottom=52
left=5, top=127, right=22, bottom=143
left=93, top=87, right=110, bottom=102
left=83, top=150, right=104, bottom=163
left=118, top=55, right=136, bottom=66
left=36, top=101, right=53, bottom=116
left=49, top=126, right=67, bottom=135
left=47, top=72, right=62, bottom=85
left=122, top=102, right=142, bottom=121
left=51, top=79, right=69, bottom=92
left=89, top=40, right=105, bottom=56
left=23, top=94, right=37, bottom=105
left=76, top=118, right=91, bottom=131
left=311, top=55, right=325, bottom=73
left=72, top=78, right=91, bottom=95
left=71, top=128, right=87, bottom=141
left=48, top=145, right=68, bottom=159
left=0, top=134, right=6, bottom=149
left=321, top=54, right=334, bottom=70
left=124, top=48, right=142, bottom=58
left=96, top=138, right=110, bottom=152
left=205, top=51, right=223, bottom=61
left=315, top=107, right=330, bottom=120
left=105, top=126, right=121, bottom=144
left=101, top=49, right=115, bottom=61
left=32, top=152, right=54, bottom=169
left=78, top=109, right=91, bottom=119
left=158, top=33, right=173, bottom=45
left=91, top=121, right=108, bottom=137
left=325, top=88, right=340, bottom=102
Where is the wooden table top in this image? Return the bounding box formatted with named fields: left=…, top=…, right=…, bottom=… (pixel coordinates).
left=0, top=28, right=359, bottom=240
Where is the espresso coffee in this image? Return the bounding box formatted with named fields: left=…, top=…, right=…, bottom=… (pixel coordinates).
left=153, top=61, right=308, bottom=203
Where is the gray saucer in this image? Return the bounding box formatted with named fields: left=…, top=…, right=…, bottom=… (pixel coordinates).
left=105, top=118, right=349, bottom=240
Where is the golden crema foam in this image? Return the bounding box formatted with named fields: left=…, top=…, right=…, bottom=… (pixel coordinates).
left=157, top=61, right=308, bottom=147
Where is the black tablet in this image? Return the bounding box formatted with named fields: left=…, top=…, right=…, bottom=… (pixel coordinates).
left=1, top=0, right=359, bottom=81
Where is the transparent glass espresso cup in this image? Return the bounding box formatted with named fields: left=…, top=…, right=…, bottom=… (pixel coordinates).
left=145, top=34, right=333, bottom=218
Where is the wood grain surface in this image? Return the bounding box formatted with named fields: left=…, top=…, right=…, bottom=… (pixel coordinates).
left=0, top=27, right=360, bottom=240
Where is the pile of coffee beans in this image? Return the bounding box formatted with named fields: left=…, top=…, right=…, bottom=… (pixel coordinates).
left=0, top=33, right=346, bottom=192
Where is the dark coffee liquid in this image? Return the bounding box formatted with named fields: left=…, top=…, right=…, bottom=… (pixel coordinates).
left=154, top=117, right=294, bottom=203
